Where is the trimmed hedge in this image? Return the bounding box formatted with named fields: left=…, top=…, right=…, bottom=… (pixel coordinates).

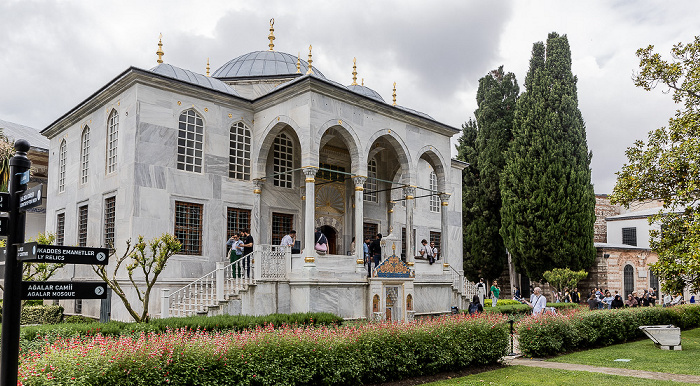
left=20, top=305, right=64, bottom=325
left=518, top=305, right=700, bottom=357
left=19, top=314, right=508, bottom=385
left=477, top=302, right=580, bottom=315
left=484, top=299, right=521, bottom=306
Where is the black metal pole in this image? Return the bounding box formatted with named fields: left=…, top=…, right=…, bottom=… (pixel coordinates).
left=0, top=140, right=31, bottom=386
left=508, top=318, right=516, bottom=356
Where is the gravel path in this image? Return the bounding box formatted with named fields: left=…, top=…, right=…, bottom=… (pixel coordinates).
left=505, top=357, right=700, bottom=384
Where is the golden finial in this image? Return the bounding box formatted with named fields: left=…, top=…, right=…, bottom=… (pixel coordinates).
left=268, top=18, right=275, bottom=51
left=362, top=78, right=364, bottom=86
left=306, top=45, right=314, bottom=75
left=392, top=82, right=397, bottom=106
left=351, top=57, right=358, bottom=85
left=392, top=243, right=396, bottom=251
left=156, top=33, right=164, bottom=64
left=206, top=58, right=210, bottom=76
left=296, top=53, right=301, bottom=73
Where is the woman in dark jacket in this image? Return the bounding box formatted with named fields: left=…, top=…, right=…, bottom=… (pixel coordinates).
left=611, top=294, right=624, bottom=309
left=468, top=295, right=484, bottom=315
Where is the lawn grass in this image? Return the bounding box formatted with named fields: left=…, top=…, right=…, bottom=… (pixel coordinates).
left=424, top=365, right=691, bottom=385
left=548, top=326, right=700, bottom=376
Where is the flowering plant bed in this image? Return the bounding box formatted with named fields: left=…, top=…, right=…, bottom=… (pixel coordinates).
left=517, top=305, right=700, bottom=357
left=19, top=314, right=508, bottom=385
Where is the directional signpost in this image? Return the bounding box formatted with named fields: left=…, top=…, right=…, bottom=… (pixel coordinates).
left=0, top=141, right=111, bottom=385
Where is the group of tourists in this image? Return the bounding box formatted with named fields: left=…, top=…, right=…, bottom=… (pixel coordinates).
left=225, top=230, right=254, bottom=276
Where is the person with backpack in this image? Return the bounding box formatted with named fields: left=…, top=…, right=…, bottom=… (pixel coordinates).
left=468, top=295, right=483, bottom=315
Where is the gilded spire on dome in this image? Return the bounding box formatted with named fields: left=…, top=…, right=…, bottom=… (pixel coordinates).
left=206, top=58, right=210, bottom=76
left=306, top=45, right=314, bottom=75
left=351, top=57, right=358, bottom=85
left=296, top=53, right=301, bottom=73
left=362, top=78, right=364, bottom=86
left=156, top=33, right=164, bottom=64
left=268, top=18, right=275, bottom=51
left=392, top=82, right=397, bottom=106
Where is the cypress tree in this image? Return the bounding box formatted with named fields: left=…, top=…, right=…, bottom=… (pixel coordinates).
left=500, top=32, right=596, bottom=281
left=459, top=67, right=519, bottom=283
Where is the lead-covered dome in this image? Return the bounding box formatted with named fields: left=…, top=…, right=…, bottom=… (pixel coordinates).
left=150, top=63, right=240, bottom=96
left=213, top=51, right=326, bottom=80
left=347, top=84, right=385, bottom=102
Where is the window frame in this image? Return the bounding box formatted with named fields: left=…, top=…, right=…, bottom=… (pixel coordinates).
left=174, top=201, right=203, bottom=255
left=103, top=196, right=116, bottom=249
left=364, top=158, right=378, bottom=203
left=106, top=109, right=119, bottom=174
left=176, top=109, right=204, bottom=173
left=228, top=121, right=251, bottom=180
left=429, top=172, right=439, bottom=213
left=58, top=139, right=66, bottom=192
left=80, top=126, right=90, bottom=185
left=56, top=212, right=65, bottom=246
left=271, top=212, right=294, bottom=245
left=78, top=204, right=88, bottom=247
left=273, top=133, right=294, bottom=188
left=622, top=227, right=637, bottom=246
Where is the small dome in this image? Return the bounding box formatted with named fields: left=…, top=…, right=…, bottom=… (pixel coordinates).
left=347, top=84, right=385, bottom=102
left=213, top=51, right=326, bottom=79
left=150, top=64, right=240, bottom=96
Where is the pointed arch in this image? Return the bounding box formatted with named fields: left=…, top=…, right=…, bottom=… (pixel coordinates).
left=415, top=145, right=448, bottom=193
left=315, top=120, right=362, bottom=176
left=364, top=129, right=414, bottom=185
left=254, top=116, right=304, bottom=179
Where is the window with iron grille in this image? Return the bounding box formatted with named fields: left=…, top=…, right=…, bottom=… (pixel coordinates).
left=227, top=208, right=250, bottom=239
left=272, top=213, right=293, bottom=245
left=363, top=222, right=378, bottom=242
left=624, top=265, right=635, bottom=298
left=56, top=212, right=65, bottom=246
left=177, top=110, right=204, bottom=173
left=80, top=127, right=90, bottom=184
left=58, top=140, right=66, bottom=192
left=364, top=158, right=378, bottom=202
left=273, top=133, right=293, bottom=188
left=430, top=231, right=441, bottom=256
left=74, top=299, right=82, bottom=314
left=318, top=163, right=346, bottom=182
left=429, top=172, right=440, bottom=213
left=174, top=201, right=203, bottom=255
left=104, top=196, right=116, bottom=249
left=229, top=122, right=251, bottom=180
left=622, top=227, right=637, bottom=246
left=650, top=270, right=660, bottom=291
left=106, top=109, right=119, bottom=174
left=78, top=205, right=88, bottom=247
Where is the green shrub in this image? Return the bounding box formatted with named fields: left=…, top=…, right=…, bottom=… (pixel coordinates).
left=480, top=302, right=580, bottom=315
left=20, top=305, right=63, bottom=325
left=518, top=305, right=700, bottom=357
left=63, top=315, right=99, bottom=324
left=484, top=298, right=521, bottom=306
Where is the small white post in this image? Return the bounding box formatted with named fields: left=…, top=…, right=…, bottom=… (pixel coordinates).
left=161, top=289, right=170, bottom=319
left=216, top=262, right=225, bottom=302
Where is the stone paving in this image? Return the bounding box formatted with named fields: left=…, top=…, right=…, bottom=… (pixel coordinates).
left=504, top=357, right=700, bottom=384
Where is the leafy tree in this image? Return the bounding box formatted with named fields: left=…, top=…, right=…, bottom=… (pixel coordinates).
left=542, top=267, right=588, bottom=294
left=0, top=129, right=14, bottom=192
left=460, top=67, right=519, bottom=283
left=611, top=36, right=700, bottom=293
left=500, top=32, right=596, bottom=281
left=93, top=234, right=181, bottom=323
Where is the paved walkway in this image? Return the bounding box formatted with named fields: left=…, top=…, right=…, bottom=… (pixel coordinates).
left=504, top=357, right=700, bottom=384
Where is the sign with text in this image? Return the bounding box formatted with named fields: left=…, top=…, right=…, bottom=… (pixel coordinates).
left=16, top=242, right=37, bottom=261
left=18, top=184, right=42, bottom=211
left=0, top=192, right=9, bottom=212
left=17, top=244, right=109, bottom=265
left=21, top=281, right=108, bottom=300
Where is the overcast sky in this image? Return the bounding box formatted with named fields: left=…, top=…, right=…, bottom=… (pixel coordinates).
left=1, top=0, right=698, bottom=194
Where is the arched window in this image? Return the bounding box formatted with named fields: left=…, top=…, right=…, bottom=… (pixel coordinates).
left=58, top=139, right=66, bottom=192
left=273, top=133, right=293, bottom=188
left=80, top=126, right=90, bottom=184
left=106, top=109, right=119, bottom=174
left=624, top=265, right=635, bottom=298
left=429, top=171, right=439, bottom=212
left=364, top=158, right=378, bottom=203
left=650, top=270, right=660, bottom=292
left=177, top=110, right=204, bottom=173
left=229, top=122, right=251, bottom=180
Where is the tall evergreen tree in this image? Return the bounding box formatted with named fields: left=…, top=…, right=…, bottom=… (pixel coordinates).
left=459, top=67, right=519, bottom=283
left=500, top=32, right=596, bottom=281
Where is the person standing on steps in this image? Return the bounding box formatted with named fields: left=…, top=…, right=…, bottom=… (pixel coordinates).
left=490, top=280, right=500, bottom=307
left=369, top=233, right=383, bottom=273
left=241, top=229, right=254, bottom=277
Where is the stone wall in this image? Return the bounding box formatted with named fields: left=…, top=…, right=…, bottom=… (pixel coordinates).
left=594, top=194, right=620, bottom=243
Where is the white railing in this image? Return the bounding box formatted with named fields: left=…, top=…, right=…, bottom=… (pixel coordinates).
left=449, top=266, right=478, bottom=301
left=163, top=252, right=255, bottom=318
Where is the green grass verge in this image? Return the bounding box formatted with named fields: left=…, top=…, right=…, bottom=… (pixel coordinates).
left=424, top=365, right=693, bottom=385
left=548, top=327, right=700, bottom=376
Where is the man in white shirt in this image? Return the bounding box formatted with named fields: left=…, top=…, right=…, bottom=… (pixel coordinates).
left=525, top=287, right=547, bottom=316
left=280, top=230, right=296, bottom=249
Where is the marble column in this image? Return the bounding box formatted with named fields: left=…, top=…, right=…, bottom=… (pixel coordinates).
left=404, top=186, right=416, bottom=264
left=252, top=179, right=263, bottom=245
left=440, top=193, right=451, bottom=267
left=303, top=167, right=318, bottom=266
left=353, top=176, right=366, bottom=265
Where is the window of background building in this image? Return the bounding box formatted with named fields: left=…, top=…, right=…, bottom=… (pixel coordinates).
left=430, top=231, right=441, bottom=256
left=273, top=133, right=293, bottom=188
left=174, top=201, right=203, bottom=255
left=80, top=126, right=90, bottom=184
left=363, top=222, right=378, bottom=242
left=271, top=213, right=293, bottom=245
left=226, top=208, right=250, bottom=254
left=229, top=122, right=251, bottom=180
left=106, top=109, right=119, bottom=174
left=177, top=110, right=204, bottom=173
left=622, top=227, right=637, bottom=246
left=74, top=299, right=82, bottom=314
left=58, top=140, right=66, bottom=192
left=104, top=196, right=116, bottom=249
left=56, top=212, right=65, bottom=246
left=429, top=172, right=439, bottom=213
left=318, top=163, right=345, bottom=182
left=624, top=264, right=635, bottom=297
left=78, top=205, right=88, bottom=247
left=365, top=158, right=378, bottom=202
